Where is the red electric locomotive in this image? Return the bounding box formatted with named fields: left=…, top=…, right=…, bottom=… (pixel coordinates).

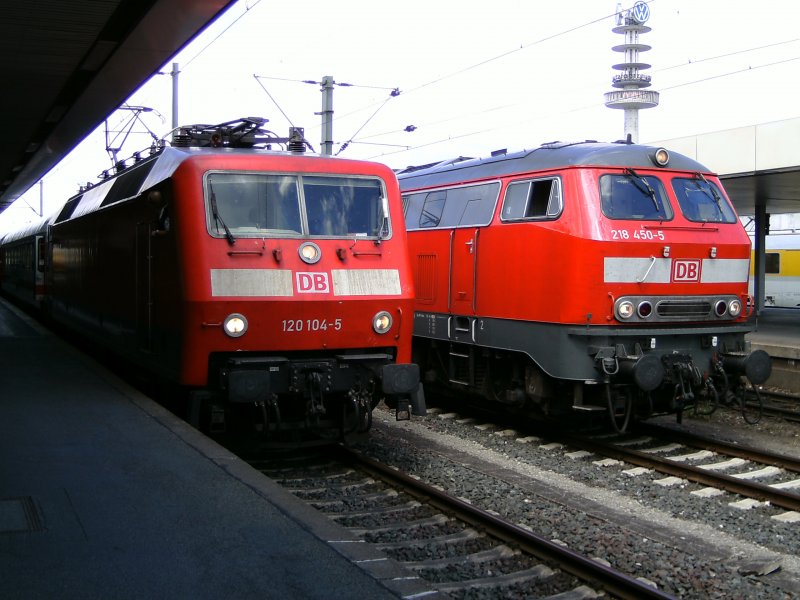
left=398, top=140, right=770, bottom=430
left=0, top=118, right=424, bottom=441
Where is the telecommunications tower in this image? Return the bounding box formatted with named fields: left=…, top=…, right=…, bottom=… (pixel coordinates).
left=604, top=2, right=659, bottom=142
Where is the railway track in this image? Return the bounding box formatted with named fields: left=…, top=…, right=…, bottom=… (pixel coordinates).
left=751, top=389, right=800, bottom=423
left=562, top=425, right=800, bottom=516
left=688, top=385, right=800, bottom=424
left=423, top=392, right=800, bottom=517
left=247, top=445, right=674, bottom=599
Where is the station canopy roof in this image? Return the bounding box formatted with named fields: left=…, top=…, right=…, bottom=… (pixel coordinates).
left=0, top=0, right=236, bottom=215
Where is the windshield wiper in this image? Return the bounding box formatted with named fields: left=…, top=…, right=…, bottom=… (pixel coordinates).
left=695, top=172, right=724, bottom=215
left=209, top=187, right=236, bottom=246
left=624, top=167, right=660, bottom=212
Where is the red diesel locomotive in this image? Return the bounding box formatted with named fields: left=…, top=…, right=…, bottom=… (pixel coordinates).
left=398, top=140, right=770, bottom=430
left=0, top=118, right=424, bottom=441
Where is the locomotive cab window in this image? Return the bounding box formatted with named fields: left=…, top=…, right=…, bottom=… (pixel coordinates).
left=501, top=177, right=562, bottom=221
left=600, top=172, right=673, bottom=221
left=205, top=173, right=388, bottom=239
left=303, top=176, right=386, bottom=237
left=671, top=177, right=737, bottom=224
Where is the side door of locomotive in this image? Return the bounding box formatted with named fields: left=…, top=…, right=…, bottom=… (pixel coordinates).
left=442, top=182, right=500, bottom=316
left=449, top=227, right=479, bottom=315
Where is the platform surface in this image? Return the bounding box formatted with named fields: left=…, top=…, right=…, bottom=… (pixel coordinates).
left=749, top=307, right=800, bottom=360
left=0, top=300, right=429, bottom=599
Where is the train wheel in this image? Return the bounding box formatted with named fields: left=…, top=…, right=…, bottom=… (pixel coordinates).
left=342, top=392, right=373, bottom=434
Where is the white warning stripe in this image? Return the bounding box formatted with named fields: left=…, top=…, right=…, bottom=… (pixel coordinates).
left=210, top=268, right=402, bottom=297
left=700, top=259, right=750, bottom=283
left=604, top=258, right=671, bottom=283
left=604, top=258, right=750, bottom=284
left=332, top=269, right=401, bottom=296
left=211, top=269, right=293, bottom=297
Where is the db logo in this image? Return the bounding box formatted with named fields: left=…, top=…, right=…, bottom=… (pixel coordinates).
left=296, top=272, right=330, bottom=293
left=672, top=260, right=701, bottom=282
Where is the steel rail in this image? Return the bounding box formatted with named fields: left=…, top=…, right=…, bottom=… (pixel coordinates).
left=635, top=422, right=800, bottom=473
left=559, top=433, right=800, bottom=512
left=336, top=445, right=676, bottom=600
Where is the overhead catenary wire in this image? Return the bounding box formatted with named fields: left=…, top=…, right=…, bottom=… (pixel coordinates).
left=366, top=47, right=800, bottom=161
left=654, top=37, right=800, bottom=74
left=336, top=2, right=648, bottom=151
left=173, top=0, right=800, bottom=162
left=180, top=0, right=264, bottom=71
left=335, top=89, right=400, bottom=156
left=252, top=75, right=298, bottom=129
left=253, top=74, right=402, bottom=155
left=12, top=0, right=798, bottom=223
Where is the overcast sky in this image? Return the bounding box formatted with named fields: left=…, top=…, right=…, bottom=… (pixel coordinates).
left=3, top=0, right=799, bottom=229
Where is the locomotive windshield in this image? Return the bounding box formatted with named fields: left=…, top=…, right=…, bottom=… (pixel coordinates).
left=671, top=176, right=738, bottom=224
left=205, top=172, right=389, bottom=239
left=600, top=173, right=673, bottom=221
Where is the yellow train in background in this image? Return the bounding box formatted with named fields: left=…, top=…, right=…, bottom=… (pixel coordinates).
left=749, top=234, right=800, bottom=308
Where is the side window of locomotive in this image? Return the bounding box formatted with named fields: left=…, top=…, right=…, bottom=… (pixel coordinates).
left=501, top=177, right=562, bottom=221
left=418, top=191, right=446, bottom=228
left=401, top=192, right=428, bottom=230
left=403, top=183, right=499, bottom=230
left=449, top=182, right=500, bottom=226
left=671, top=178, right=737, bottom=224
left=303, top=176, right=385, bottom=238
left=599, top=174, right=672, bottom=221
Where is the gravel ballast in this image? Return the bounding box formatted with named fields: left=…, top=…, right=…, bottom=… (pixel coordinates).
left=355, top=405, right=800, bottom=599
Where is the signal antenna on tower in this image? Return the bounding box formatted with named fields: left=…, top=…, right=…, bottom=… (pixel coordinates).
left=604, top=2, right=659, bottom=143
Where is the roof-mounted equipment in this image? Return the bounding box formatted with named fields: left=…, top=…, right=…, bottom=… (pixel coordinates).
left=171, top=117, right=308, bottom=152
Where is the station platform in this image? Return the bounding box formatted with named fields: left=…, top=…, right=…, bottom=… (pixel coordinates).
left=0, top=299, right=431, bottom=600
left=748, top=307, right=800, bottom=392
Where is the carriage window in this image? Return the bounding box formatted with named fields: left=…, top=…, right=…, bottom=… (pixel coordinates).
left=671, top=177, right=737, bottom=224
left=765, top=252, right=780, bottom=274
left=403, top=182, right=500, bottom=230
left=206, top=173, right=387, bottom=238
left=501, top=177, right=562, bottom=220
left=600, top=173, right=673, bottom=221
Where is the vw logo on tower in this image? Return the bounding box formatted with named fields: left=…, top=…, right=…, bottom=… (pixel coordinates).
left=631, top=1, right=650, bottom=24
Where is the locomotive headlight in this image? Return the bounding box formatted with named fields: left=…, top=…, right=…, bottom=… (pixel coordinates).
left=372, top=311, right=393, bottom=334
left=617, top=300, right=635, bottom=320
left=728, top=299, right=743, bottom=317
left=299, top=242, right=321, bottom=264
left=223, top=313, right=248, bottom=337
left=652, top=147, right=670, bottom=167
